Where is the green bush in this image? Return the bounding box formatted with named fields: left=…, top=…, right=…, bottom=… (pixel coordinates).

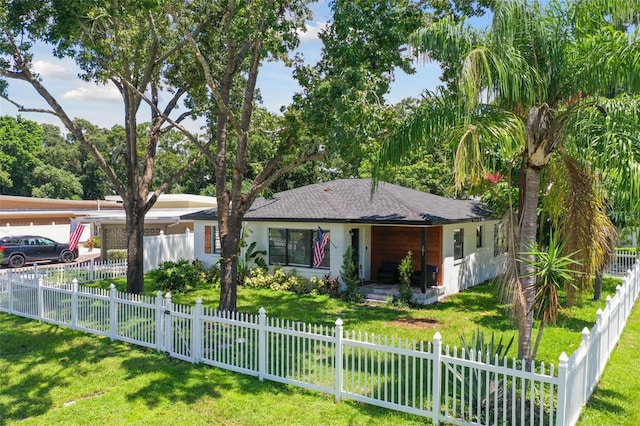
left=311, top=274, right=342, bottom=298
left=396, top=251, right=414, bottom=306
left=340, top=246, right=363, bottom=302
left=244, top=266, right=318, bottom=294
left=237, top=241, right=267, bottom=284
left=107, top=249, right=127, bottom=261
left=147, top=259, right=209, bottom=293
left=84, top=236, right=101, bottom=249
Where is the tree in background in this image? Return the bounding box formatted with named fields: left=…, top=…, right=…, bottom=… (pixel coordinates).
left=377, top=0, right=640, bottom=361
left=1, top=1, right=201, bottom=293
left=291, top=0, right=424, bottom=178
left=0, top=115, right=43, bottom=195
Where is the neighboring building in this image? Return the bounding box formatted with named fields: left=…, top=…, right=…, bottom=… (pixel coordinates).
left=0, top=195, right=122, bottom=243
left=0, top=194, right=216, bottom=262
left=183, top=179, right=505, bottom=298
left=82, top=194, right=217, bottom=260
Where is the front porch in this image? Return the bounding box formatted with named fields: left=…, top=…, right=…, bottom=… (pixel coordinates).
left=361, top=283, right=445, bottom=305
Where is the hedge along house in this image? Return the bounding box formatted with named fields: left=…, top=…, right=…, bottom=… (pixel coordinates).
left=183, top=179, right=506, bottom=299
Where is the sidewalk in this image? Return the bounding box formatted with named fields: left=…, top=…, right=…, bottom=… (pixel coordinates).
left=77, top=247, right=101, bottom=263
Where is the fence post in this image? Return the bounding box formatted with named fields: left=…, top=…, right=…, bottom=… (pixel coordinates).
left=164, top=292, right=173, bottom=356
left=109, top=284, right=117, bottom=341
left=556, top=352, right=569, bottom=426
left=580, top=328, right=590, bottom=405
left=605, top=296, right=612, bottom=354
left=258, top=307, right=267, bottom=381
left=615, top=285, right=623, bottom=340
left=432, top=332, right=443, bottom=426
left=8, top=269, right=14, bottom=314
left=37, top=275, right=44, bottom=321
left=89, top=258, right=95, bottom=282
left=71, top=278, right=79, bottom=330
left=192, top=298, right=203, bottom=363
left=334, top=318, right=343, bottom=401
left=155, top=291, right=164, bottom=352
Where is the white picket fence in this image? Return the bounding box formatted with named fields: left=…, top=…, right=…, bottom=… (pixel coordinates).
left=0, top=258, right=127, bottom=286
left=1, top=263, right=639, bottom=425
left=605, top=248, right=638, bottom=276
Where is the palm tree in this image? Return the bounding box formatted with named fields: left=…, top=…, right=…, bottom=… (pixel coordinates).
left=377, top=0, right=640, bottom=361
left=522, top=232, right=581, bottom=360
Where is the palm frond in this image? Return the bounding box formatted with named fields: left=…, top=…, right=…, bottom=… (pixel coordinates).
left=408, top=14, right=480, bottom=71
left=544, top=153, right=617, bottom=304
left=564, top=95, right=640, bottom=215
left=373, top=89, right=460, bottom=184
left=449, top=106, right=525, bottom=191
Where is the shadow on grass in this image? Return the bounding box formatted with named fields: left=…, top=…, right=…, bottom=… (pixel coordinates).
left=0, top=315, right=120, bottom=424
left=583, top=388, right=627, bottom=417
left=119, top=352, right=228, bottom=407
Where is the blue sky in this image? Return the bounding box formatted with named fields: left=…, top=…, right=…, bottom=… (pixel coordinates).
left=0, top=1, right=455, bottom=132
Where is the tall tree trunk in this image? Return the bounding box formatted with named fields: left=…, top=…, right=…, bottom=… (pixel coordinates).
left=518, top=165, right=542, bottom=362
left=218, top=215, right=242, bottom=312
left=125, top=203, right=146, bottom=294
left=593, top=272, right=603, bottom=301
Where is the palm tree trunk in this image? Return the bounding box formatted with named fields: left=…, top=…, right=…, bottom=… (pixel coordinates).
left=531, top=319, right=547, bottom=361
left=518, top=165, right=542, bottom=361
left=593, top=272, right=603, bottom=301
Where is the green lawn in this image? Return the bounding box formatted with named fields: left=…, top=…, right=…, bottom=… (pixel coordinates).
left=0, top=276, right=635, bottom=425
left=91, top=275, right=623, bottom=365
left=0, top=313, right=427, bottom=426
left=577, top=296, right=640, bottom=426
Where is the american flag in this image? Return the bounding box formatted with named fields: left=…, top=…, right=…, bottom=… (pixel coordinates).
left=69, top=219, right=85, bottom=251
left=313, top=227, right=330, bottom=268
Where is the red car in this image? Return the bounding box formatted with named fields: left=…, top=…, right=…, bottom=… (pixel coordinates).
left=0, top=235, right=78, bottom=268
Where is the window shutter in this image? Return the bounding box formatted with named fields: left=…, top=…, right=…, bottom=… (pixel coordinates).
left=204, top=225, right=212, bottom=254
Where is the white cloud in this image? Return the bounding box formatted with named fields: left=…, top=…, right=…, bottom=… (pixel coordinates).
left=299, top=21, right=328, bottom=42
left=62, top=84, right=121, bottom=103
left=32, top=60, right=71, bottom=79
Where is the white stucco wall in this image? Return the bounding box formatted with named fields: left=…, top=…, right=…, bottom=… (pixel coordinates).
left=440, top=220, right=501, bottom=297
left=244, top=221, right=352, bottom=281
left=0, top=223, right=91, bottom=245
left=192, top=218, right=503, bottom=293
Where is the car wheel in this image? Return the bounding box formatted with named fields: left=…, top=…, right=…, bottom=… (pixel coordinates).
left=61, top=250, right=75, bottom=263
left=9, top=254, right=25, bottom=268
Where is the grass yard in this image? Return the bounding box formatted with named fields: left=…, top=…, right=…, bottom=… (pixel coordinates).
left=91, top=275, right=623, bottom=365
left=577, top=297, right=640, bottom=426
left=0, top=313, right=426, bottom=425
left=0, top=276, right=634, bottom=424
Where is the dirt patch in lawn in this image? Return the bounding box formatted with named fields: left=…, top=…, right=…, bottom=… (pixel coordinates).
left=387, top=317, right=441, bottom=329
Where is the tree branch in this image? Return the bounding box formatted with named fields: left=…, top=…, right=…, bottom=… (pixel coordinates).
left=0, top=94, right=57, bottom=115
left=170, top=9, right=244, bottom=137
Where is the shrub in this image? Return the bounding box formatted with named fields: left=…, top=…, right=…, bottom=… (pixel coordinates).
left=340, top=246, right=363, bottom=302
left=147, top=259, right=208, bottom=293
left=396, top=251, right=414, bottom=306
left=312, top=274, right=342, bottom=298
left=107, top=249, right=127, bottom=261
left=205, top=262, right=221, bottom=286
left=237, top=241, right=267, bottom=285
left=84, top=236, right=101, bottom=249
left=244, top=266, right=313, bottom=294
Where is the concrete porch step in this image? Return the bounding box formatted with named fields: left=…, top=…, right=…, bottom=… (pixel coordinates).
left=361, top=284, right=444, bottom=305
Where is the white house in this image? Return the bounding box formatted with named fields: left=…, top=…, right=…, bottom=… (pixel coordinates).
left=183, top=179, right=505, bottom=298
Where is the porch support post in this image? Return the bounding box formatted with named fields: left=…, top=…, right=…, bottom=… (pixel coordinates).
left=421, top=228, right=427, bottom=293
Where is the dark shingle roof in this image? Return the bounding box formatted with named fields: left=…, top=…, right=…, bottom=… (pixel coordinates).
left=182, top=179, right=492, bottom=225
